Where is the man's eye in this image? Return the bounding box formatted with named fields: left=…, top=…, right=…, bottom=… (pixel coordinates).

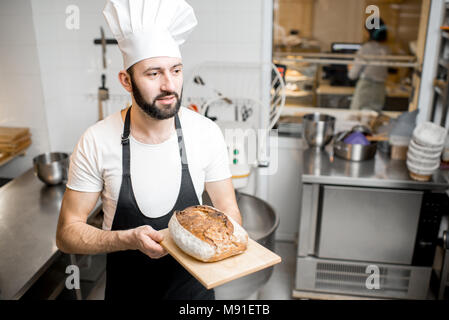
left=148, top=72, right=158, bottom=77
left=173, top=69, right=182, bottom=74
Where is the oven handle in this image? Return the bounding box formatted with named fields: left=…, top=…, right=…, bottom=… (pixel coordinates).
left=307, top=183, right=320, bottom=255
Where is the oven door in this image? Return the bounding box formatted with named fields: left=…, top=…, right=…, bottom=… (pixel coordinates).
left=298, top=184, right=423, bottom=265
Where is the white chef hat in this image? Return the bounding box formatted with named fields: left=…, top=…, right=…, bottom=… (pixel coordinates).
left=103, top=0, right=197, bottom=70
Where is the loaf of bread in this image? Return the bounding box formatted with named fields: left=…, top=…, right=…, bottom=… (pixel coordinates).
left=168, top=205, right=248, bottom=262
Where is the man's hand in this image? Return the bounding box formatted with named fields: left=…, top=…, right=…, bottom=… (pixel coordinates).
left=57, top=189, right=169, bottom=257
left=131, top=225, right=168, bottom=259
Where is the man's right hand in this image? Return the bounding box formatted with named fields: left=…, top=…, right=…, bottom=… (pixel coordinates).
left=130, top=225, right=168, bottom=259
left=57, top=188, right=169, bottom=257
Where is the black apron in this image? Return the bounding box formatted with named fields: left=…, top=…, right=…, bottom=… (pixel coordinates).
left=104, top=107, right=215, bottom=300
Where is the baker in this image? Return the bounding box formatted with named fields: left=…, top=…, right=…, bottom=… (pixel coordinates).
left=56, top=0, right=242, bottom=300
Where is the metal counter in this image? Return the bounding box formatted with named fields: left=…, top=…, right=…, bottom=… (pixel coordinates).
left=300, top=140, right=449, bottom=190
left=0, top=169, right=101, bottom=300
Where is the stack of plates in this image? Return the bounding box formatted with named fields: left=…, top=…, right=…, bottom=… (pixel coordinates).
left=406, top=122, right=447, bottom=181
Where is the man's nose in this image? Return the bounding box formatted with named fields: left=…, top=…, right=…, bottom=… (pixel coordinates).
left=160, top=72, right=175, bottom=92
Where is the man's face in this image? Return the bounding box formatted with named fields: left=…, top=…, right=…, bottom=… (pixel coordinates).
left=128, top=57, right=183, bottom=120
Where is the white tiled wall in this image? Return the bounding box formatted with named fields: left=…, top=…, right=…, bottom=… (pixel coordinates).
left=184, top=0, right=264, bottom=66
left=0, top=0, right=269, bottom=178
left=31, top=0, right=125, bottom=153
left=0, top=0, right=50, bottom=179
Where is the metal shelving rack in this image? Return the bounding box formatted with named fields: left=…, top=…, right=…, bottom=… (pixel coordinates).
left=430, top=1, right=449, bottom=128
left=273, top=57, right=319, bottom=108
left=273, top=52, right=418, bottom=111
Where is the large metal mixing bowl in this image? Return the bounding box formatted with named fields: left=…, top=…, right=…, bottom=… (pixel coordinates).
left=33, top=152, right=69, bottom=185
left=202, top=191, right=279, bottom=300
left=303, top=113, right=336, bottom=148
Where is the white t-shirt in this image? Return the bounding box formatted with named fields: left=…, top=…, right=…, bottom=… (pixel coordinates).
left=67, top=107, right=231, bottom=231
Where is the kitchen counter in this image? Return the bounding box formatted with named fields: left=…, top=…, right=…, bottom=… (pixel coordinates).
left=302, top=141, right=449, bottom=190
left=0, top=169, right=101, bottom=300
left=294, top=136, right=449, bottom=191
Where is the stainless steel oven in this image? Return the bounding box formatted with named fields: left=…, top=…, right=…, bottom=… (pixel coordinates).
left=295, top=183, right=444, bottom=299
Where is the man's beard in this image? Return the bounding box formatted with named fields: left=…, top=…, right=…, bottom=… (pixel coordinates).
left=130, top=76, right=182, bottom=120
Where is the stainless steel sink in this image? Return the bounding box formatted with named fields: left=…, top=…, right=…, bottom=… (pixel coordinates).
left=202, top=191, right=279, bottom=300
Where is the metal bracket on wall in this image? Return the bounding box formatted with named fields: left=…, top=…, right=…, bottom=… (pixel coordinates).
left=93, top=27, right=118, bottom=69
left=93, top=39, right=118, bottom=45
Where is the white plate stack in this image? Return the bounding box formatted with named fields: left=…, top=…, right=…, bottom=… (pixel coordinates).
left=406, top=122, right=447, bottom=181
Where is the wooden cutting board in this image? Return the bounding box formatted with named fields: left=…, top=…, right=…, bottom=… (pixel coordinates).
left=159, top=228, right=282, bottom=290
left=0, top=134, right=31, bottom=152
left=0, top=127, right=30, bottom=143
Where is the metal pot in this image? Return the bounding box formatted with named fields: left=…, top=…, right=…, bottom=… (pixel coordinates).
left=303, top=113, right=336, bottom=148
left=333, top=131, right=377, bottom=161
left=33, top=152, right=69, bottom=185
left=202, top=191, right=279, bottom=300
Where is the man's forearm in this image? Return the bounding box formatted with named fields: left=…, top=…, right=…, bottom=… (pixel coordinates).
left=57, top=221, right=135, bottom=255
left=224, top=206, right=243, bottom=226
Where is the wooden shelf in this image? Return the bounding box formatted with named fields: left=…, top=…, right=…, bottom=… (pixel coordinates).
left=316, top=84, right=355, bottom=96
left=285, top=90, right=314, bottom=98
left=285, top=75, right=314, bottom=82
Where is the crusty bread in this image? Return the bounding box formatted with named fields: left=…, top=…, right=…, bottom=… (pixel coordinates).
left=168, top=205, right=248, bottom=262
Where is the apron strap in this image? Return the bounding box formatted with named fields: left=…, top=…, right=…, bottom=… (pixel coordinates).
left=174, top=114, right=189, bottom=169
left=121, top=107, right=132, bottom=177
left=122, top=107, right=131, bottom=145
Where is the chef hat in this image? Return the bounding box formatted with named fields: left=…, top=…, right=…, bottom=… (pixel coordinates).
left=103, top=0, right=197, bottom=70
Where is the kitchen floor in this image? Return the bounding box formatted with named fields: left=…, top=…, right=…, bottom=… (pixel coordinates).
left=86, top=240, right=297, bottom=300
left=253, top=241, right=296, bottom=300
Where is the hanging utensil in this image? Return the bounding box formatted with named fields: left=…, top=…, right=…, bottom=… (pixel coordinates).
left=98, top=74, right=109, bottom=121
left=100, top=27, right=107, bottom=69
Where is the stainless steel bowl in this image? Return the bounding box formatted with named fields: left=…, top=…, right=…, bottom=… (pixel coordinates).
left=33, top=152, right=69, bottom=185
left=303, top=113, right=336, bottom=148
left=333, top=131, right=377, bottom=161
left=203, top=191, right=279, bottom=300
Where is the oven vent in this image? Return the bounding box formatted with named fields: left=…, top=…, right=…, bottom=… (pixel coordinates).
left=317, top=262, right=411, bottom=277
left=314, top=262, right=411, bottom=297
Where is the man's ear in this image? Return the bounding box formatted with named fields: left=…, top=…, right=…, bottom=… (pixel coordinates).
left=118, top=70, right=133, bottom=93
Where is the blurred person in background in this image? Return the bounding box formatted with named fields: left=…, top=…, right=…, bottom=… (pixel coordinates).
left=348, top=18, right=390, bottom=111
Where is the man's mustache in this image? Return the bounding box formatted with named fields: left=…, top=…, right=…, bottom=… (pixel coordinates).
left=155, top=91, right=179, bottom=100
